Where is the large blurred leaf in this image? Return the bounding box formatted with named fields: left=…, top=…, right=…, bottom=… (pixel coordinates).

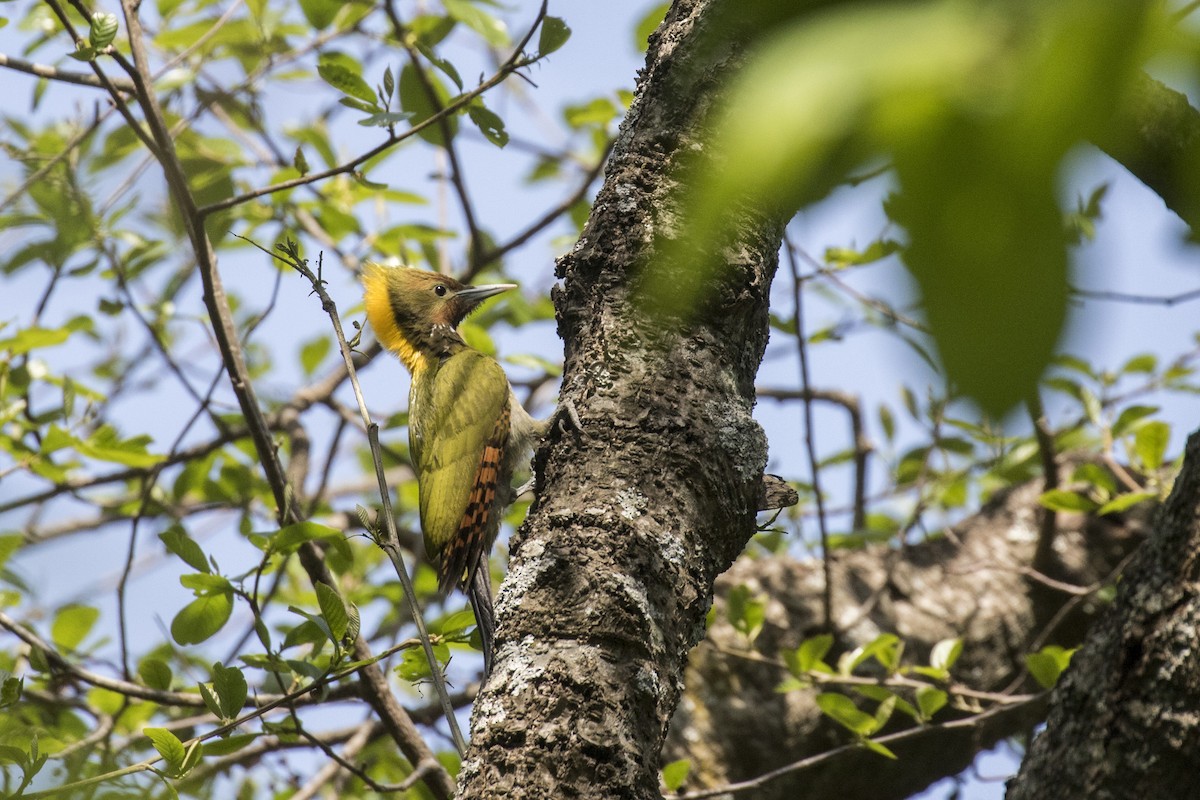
left=663, top=0, right=1155, bottom=415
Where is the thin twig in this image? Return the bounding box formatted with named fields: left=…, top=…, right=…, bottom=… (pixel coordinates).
left=786, top=235, right=834, bottom=631
left=757, top=386, right=870, bottom=531
left=1071, top=286, right=1200, bottom=306
left=670, top=696, right=1045, bottom=799
left=248, top=238, right=468, bottom=757
left=1027, top=392, right=1058, bottom=575
left=0, top=51, right=135, bottom=92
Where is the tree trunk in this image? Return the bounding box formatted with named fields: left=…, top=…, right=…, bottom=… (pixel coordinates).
left=456, top=1, right=785, bottom=797
left=1008, top=431, right=1200, bottom=798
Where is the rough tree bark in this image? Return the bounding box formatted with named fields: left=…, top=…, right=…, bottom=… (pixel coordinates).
left=1007, top=432, right=1200, bottom=798
left=457, top=0, right=785, bottom=797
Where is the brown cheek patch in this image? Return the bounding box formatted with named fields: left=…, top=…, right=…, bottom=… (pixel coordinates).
left=438, top=401, right=511, bottom=594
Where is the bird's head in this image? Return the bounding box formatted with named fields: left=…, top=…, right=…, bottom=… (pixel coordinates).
left=362, top=264, right=516, bottom=371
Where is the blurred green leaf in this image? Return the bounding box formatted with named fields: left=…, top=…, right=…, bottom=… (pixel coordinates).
left=398, top=64, right=456, bottom=146
left=160, top=526, right=210, bottom=573
left=662, top=758, right=690, bottom=792
left=144, top=727, right=186, bottom=772
left=468, top=101, right=508, bottom=148
left=88, top=12, right=118, bottom=49
left=51, top=605, right=99, bottom=651
left=1134, top=421, right=1170, bottom=471
left=317, top=52, right=378, bottom=105
left=634, top=2, right=669, bottom=50
left=1097, top=491, right=1156, bottom=516
left=171, top=593, right=233, bottom=646
left=211, top=662, right=248, bottom=719
left=816, top=692, right=878, bottom=735
left=315, top=582, right=349, bottom=643
left=139, top=659, right=173, bottom=691
left=1026, top=645, right=1074, bottom=689
left=538, top=16, right=571, bottom=56
left=1038, top=489, right=1099, bottom=513
left=915, top=685, right=947, bottom=720
left=725, top=584, right=766, bottom=642
left=444, top=0, right=508, bottom=47
left=298, top=0, right=341, bottom=29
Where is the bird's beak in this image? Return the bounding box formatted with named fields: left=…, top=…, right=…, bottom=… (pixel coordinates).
left=456, top=283, right=518, bottom=303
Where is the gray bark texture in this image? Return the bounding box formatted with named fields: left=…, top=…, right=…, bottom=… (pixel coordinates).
left=664, top=474, right=1152, bottom=799
left=1007, top=432, right=1200, bottom=798
left=456, top=1, right=785, bottom=797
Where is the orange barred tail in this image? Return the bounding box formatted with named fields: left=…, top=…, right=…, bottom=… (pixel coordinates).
left=437, top=402, right=509, bottom=595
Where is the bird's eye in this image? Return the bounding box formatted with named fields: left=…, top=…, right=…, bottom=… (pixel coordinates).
left=433, top=284, right=447, bottom=297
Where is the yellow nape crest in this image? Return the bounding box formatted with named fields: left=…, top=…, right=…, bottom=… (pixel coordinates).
left=361, top=263, right=434, bottom=373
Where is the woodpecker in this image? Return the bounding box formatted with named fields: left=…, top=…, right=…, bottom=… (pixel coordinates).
left=361, top=264, right=543, bottom=672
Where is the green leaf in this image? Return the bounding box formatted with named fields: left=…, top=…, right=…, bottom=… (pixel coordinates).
left=315, top=582, right=349, bottom=642
left=159, top=527, right=210, bottom=573
left=862, top=737, right=898, bottom=760
left=398, top=64, right=456, bottom=146
left=467, top=101, right=508, bottom=147
left=538, top=16, right=571, bottom=56
left=180, top=573, right=233, bottom=593
left=1, top=676, right=24, bottom=708
left=144, top=727, right=186, bottom=771
left=299, top=335, right=331, bottom=376
left=725, top=584, right=765, bottom=642
left=382, top=65, right=395, bottom=99
left=1026, top=645, right=1074, bottom=689
left=564, top=97, right=618, bottom=129
left=929, top=637, right=962, bottom=672
left=171, top=592, right=233, bottom=645
left=1112, top=404, right=1159, bottom=437
left=1071, top=462, right=1118, bottom=495
left=443, top=0, right=508, bottom=47
left=139, top=659, right=173, bottom=691
left=198, top=681, right=223, bottom=719
left=844, top=633, right=901, bottom=673
left=634, top=2, right=669, bottom=51
left=395, top=642, right=449, bottom=681
left=317, top=53, right=377, bottom=105
left=1134, top=421, right=1170, bottom=471
left=283, top=619, right=326, bottom=650
left=211, top=662, right=248, bottom=719
left=1038, top=489, right=1098, bottom=513
left=268, top=521, right=349, bottom=560
left=816, top=692, right=878, bottom=735
left=51, top=605, right=99, bottom=651
left=1097, top=491, right=1156, bottom=516
left=915, top=685, right=947, bottom=719
left=69, top=44, right=97, bottom=62
left=201, top=733, right=257, bottom=756
left=661, top=758, right=690, bottom=792
left=415, top=42, right=463, bottom=90
left=1120, top=353, right=1157, bottom=374
left=0, top=326, right=72, bottom=354
left=89, top=12, right=118, bottom=49
left=298, top=0, right=341, bottom=29
left=791, top=633, right=833, bottom=675
left=44, top=424, right=163, bottom=468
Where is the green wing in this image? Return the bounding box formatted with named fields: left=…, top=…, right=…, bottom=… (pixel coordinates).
left=409, top=350, right=510, bottom=571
